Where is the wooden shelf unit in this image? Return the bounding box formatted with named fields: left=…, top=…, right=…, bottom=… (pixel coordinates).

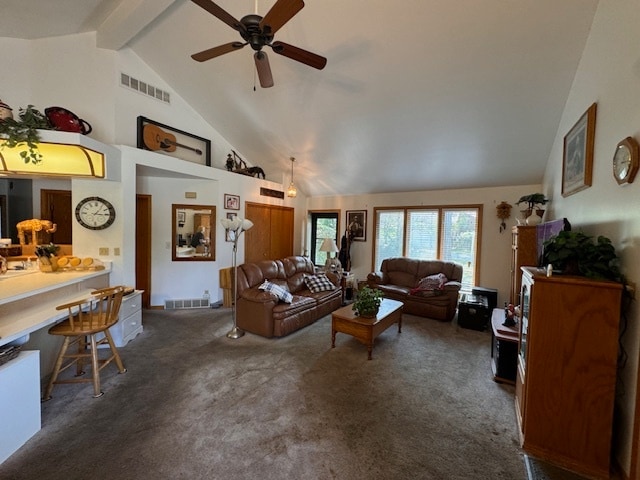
left=515, top=267, right=622, bottom=479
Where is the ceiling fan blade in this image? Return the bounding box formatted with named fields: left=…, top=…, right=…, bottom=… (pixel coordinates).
left=271, top=41, right=327, bottom=70
left=254, top=51, right=274, bottom=88
left=190, top=0, right=246, bottom=34
left=191, top=42, right=245, bottom=62
left=260, top=0, right=304, bottom=35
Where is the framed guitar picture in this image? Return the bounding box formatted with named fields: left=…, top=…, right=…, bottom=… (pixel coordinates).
left=137, top=116, right=211, bottom=166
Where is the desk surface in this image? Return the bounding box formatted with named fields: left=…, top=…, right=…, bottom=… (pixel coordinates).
left=0, top=267, right=111, bottom=346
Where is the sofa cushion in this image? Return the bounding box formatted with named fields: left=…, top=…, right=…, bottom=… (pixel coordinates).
left=259, top=280, right=293, bottom=303
left=304, top=273, right=336, bottom=293
left=410, top=273, right=448, bottom=295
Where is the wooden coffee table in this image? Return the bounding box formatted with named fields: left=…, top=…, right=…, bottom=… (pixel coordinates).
left=331, top=298, right=403, bottom=360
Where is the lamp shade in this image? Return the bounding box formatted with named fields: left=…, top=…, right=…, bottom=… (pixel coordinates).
left=241, top=219, right=254, bottom=231
left=319, top=238, right=339, bottom=253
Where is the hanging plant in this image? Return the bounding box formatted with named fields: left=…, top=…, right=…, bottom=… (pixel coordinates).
left=0, top=105, right=52, bottom=164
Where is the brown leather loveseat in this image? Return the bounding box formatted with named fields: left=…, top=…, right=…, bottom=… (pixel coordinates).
left=235, top=256, right=343, bottom=338
left=367, top=257, right=463, bottom=321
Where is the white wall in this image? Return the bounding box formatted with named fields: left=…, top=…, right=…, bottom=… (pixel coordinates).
left=307, top=183, right=542, bottom=306
left=541, top=0, right=640, bottom=476
left=0, top=32, right=301, bottom=307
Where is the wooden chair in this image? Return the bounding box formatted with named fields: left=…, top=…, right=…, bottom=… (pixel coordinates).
left=43, top=286, right=127, bottom=400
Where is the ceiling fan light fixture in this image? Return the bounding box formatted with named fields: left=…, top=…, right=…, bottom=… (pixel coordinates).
left=287, top=156, right=297, bottom=198
left=190, top=0, right=327, bottom=87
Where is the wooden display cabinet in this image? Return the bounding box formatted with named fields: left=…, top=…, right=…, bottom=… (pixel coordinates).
left=510, top=226, right=537, bottom=305
left=515, top=267, right=622, bottom=479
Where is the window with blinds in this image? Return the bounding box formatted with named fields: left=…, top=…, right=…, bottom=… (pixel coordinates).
left=374, top=206, right=481, bottom=290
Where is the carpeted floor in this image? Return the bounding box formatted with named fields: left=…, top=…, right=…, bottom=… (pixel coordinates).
left=1, top=308, right=536, bottom=479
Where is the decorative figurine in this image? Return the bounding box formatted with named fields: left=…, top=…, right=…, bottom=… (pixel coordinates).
left=503, top=302, right=516, bottom=327
left=0, top=99, right=13, bottom=121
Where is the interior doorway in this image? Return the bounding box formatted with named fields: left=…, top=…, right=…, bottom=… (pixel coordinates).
left=244, top=202, right=294, bottom=263
left=40, top=189, right=72, bottom=244
left=136, top=195, right=152, bottom=308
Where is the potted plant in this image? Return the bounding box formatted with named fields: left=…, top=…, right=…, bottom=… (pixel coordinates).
left=542, top=230, right=622, bottom=282
left=0, top=105, right=51, bottom=164
left=516, top=193, right=549, bottom=225
left=352, top=286, right=383, bottom=318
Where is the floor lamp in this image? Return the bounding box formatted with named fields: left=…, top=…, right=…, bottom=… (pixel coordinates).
left=220, top=215, right=253, bottom=339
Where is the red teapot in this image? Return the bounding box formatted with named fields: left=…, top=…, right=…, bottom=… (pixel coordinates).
left=45, top=106, right=92, bottom=134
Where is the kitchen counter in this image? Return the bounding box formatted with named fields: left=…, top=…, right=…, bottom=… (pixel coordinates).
left=0, top=265, right=111, bottom=346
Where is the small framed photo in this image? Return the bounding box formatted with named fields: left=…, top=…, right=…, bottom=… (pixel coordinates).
left=346, top=210, right=367, bottom=241
left=224, top=194, right=240, bottom=210
left=225, top=212, right=236, bottom=242
left=562, top=103, right=596, bottom=197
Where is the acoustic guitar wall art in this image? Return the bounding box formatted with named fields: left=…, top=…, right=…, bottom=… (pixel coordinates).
left=143, top=124, right=202, bottom=155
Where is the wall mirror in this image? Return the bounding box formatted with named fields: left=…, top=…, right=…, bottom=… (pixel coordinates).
left=172, top=203, right=216, bottom=261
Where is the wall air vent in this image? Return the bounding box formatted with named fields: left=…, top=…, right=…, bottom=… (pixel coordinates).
left=164, top=298, right=210, bottom=310
left=120, top=72, right=170, bottom=104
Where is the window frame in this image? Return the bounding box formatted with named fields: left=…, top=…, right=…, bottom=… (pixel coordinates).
left=308, top=210, right=340, bottom=266
left=372, top=204, right=482, bottom=288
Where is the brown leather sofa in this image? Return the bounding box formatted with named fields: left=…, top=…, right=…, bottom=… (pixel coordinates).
left=235, top=256, right=343, bottom=338
left=366, top=257, right=463, bottom=321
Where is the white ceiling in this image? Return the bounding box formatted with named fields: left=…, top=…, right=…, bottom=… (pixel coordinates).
left=1, top=0, right=599, bottom=197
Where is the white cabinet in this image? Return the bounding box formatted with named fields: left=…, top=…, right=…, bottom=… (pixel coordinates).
left=109, top=290, right=143, bottom=347
left=0, top=351, right=41, bottom=463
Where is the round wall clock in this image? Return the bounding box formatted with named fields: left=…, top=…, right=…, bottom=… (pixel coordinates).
left=613, top=136, right=639, bottom=185
left=75, top=196, right=116, bottom=230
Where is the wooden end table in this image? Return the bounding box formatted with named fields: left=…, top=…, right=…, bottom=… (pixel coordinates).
left=331, top=298, right=403, bottom=360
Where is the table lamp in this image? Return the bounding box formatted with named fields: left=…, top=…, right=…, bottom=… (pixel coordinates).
left=320, top=238, right=341, bottom=272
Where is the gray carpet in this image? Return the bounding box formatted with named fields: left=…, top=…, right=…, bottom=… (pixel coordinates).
left=1, top=308, right=531, bottom=479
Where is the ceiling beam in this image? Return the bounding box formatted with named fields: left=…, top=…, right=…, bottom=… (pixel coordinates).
left=96, top=0, right=177, bottom=50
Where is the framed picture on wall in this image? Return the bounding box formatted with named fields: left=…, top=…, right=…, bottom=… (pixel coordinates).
left=562, top=103, right=596, bottom=197
left=224, top=194, right=240, bottom=210
left=224, top=212, right=236, bottom=242
left=346, top=210, right=367, bottom=241
left=136, top=116, right=211, bottom=166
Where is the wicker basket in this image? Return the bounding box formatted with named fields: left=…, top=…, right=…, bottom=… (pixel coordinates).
left=0, top=345, right=21, bottom=366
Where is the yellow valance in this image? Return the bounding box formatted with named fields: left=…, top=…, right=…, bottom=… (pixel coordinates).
left=0, top=141, right=105, bottom=178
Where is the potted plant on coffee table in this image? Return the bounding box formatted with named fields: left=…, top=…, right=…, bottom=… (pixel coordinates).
left=352, top=286, right=383, bottom=318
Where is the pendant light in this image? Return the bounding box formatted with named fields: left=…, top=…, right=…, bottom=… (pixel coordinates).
left=286, top=156, right=297, bottom=198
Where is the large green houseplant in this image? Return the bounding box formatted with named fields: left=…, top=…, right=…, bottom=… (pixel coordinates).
left=352, top=286, right=383, bottom=318
left=0, top=105, right=51, bottom=164
left=542, top=230, right=622, bottom=282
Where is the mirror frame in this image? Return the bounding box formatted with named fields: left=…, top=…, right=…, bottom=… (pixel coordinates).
left=172, top=203, right=216, bottom=261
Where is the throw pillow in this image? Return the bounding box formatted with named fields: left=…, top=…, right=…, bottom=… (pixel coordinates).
left=410, top=273, right=448, bottom=295
left=259, top=280, right=293, bottom=303
left=303, top=273, right=336, bottom=293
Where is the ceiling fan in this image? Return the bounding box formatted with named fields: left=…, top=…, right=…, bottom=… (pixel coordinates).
left=190, top=0, right=327, bottom=88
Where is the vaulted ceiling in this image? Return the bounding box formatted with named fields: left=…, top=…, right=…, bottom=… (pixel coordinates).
left=1, top=0, right=599, bottom=197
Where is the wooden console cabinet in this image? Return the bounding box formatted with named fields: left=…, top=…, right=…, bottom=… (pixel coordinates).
left=516, top=267, right=622, bottom=479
